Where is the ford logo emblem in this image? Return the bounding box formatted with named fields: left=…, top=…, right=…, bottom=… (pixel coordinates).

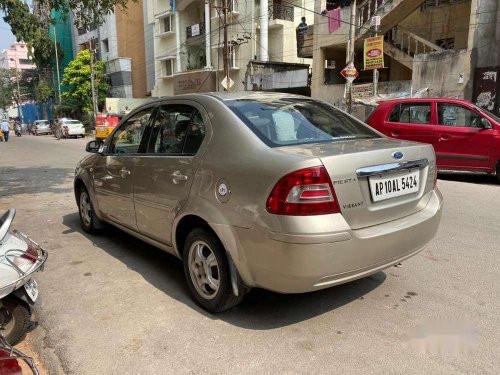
left=392, top=151, right=404, bottom=160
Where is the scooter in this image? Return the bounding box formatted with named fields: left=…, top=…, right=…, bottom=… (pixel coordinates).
left=0, top=334, right=39, bottom=374
left=14, top=126, right=22, bottom=137
left=0, top=209, right=47, bottom=346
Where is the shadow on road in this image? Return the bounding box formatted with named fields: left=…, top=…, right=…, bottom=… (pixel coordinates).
left=62, top=212, right=386, bottom=330
left=438, top=172, right=498, bottom=186
left=0, top=166, right=73, bottom=198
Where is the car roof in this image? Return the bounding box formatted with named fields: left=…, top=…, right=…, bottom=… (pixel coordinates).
left=377, top=98, right=474, bottom=105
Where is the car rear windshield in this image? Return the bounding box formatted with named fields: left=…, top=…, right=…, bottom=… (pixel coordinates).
left=37, top=120, right=49, bottom=125
left=225, top=98, right=380, bottom=147
left=65, top=120, right=81, bottom=125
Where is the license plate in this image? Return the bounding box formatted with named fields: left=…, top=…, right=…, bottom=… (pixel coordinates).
left=24, top=279, right=39, bottom=303
left=369, top=170, right=419, bottom=202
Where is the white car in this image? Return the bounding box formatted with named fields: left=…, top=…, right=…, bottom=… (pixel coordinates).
left=57, top=118, right=85, bottom=138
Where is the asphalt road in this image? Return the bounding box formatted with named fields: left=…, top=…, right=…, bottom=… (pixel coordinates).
left=1, top=135, right=499, bottom=374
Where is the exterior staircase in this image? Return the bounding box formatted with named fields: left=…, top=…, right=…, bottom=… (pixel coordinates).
left=356, top=0, right=427, bottom=38
left=383, top=26, right=444, bottom=69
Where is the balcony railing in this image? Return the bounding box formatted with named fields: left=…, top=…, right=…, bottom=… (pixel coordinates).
left=268, top=4, right=294, bottom=22
left=186, top=22, right=205, bottom=39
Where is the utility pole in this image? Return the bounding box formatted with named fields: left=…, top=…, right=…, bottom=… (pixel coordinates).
left=346, top=0, right=357, bottom=114
left=89, top=38, right=98, bottom=122
left=14, top=58, right=23, bottom=123
left=372, top=16, right=380, bottom=97
left=222, top=0, right=230, bottom=91
left=53, top=26, right=62, bottom=103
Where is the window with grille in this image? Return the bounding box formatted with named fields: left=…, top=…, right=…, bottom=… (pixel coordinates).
left=421, top=0, right=468, bottom=11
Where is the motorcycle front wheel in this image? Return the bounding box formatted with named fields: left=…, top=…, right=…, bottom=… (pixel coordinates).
left=0, top=297, right=31, bottom=345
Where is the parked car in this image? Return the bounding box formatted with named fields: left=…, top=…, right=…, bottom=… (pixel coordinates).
left=33, top=120, right=51, bottom=135
left=366, top=98, right=500, bottom=180
left=54, top=118, right=85, bottom=138
left=74, top=92, right=443, bottom=313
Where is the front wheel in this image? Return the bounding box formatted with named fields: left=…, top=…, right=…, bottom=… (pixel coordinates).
left=183, top=228, right=244, bottom=313
left=78, top=186, right=103, bottom=233
left=0, top=297, right=31, bottom=345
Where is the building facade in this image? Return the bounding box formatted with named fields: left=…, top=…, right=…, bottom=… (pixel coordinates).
left=0, top=43, right=36, bottom=71
left=307, top=0, right=500, bottom=116
left=72, top=1, right=150, bottom=98
left=149, top=0, right=315, bottom=96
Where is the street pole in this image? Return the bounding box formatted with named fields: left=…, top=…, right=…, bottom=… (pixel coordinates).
left=14, top=59, right=23, bottom=123
left=372, top=18, right=379, bottom=98
left=90, top=38, right=98, bottom=121
left=223, top=0, right=230, bottom=91
left=53, top=26, right=62, bottom=103
left=346, top=0, right=357, bottom=114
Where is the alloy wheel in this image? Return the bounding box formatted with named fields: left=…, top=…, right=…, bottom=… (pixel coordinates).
left=79, top=191, right=92, bottom=227
left=188, top=241, right=220, bottom=300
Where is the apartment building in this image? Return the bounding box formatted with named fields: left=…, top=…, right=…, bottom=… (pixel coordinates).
left=0, top=42, right=36, bottom=71
left=72, top=1, right=149, bottom=98
left=306, top=0, right=500, bottom=115
left=149, top=0, right=315, bottom=96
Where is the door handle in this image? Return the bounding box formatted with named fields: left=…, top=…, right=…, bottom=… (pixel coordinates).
left=439, top=135, right=452, bottom=141
left=390, top=130, right=400, bottom=137
left=171, top=171, right=188, bottom=184
left=120, top=167, right=131, bottom=178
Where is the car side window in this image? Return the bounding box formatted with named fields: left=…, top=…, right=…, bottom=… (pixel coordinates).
left=437, top=104, right=482, bottom=128
left=388, top=103, right=431, bottom=124
left=149, top=104, right=206, bottom=155
left=109, top=109, right=152, bottom=154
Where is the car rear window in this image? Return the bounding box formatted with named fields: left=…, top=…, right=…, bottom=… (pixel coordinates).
left=388, top=103, right=431, bottom=124
left=225, top=98, right=380, bottom=147
left=37, top=120, right=49, bottom=125
left=65, top=120, right=81, bottom=125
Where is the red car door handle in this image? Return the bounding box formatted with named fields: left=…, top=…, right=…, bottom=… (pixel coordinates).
left=390, top=130, right=400, bottom=137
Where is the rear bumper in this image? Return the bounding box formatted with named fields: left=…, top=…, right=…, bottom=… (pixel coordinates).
left=67, top=128, right=85, bottom=136
left=225, top=188, right=443, bottom=293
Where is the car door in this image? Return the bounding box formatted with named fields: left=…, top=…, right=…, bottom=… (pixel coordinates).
left=133, top=102, right=208, bottom=246
left=388, top=102, right=436, bottom=145
left=434, top=102, right=493, bottom=170
left=93, top=107, right=154, bottom=230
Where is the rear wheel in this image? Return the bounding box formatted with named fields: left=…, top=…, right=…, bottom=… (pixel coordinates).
left=183, top=228, right=244, bottom=313
left=0, top=297, right=31, bottom=345
left=496, top=162, right=500, bottom=183
left=78, top=186, right=103, bottom=233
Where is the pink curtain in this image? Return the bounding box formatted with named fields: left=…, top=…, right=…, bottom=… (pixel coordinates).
left=327, top=8, right=342, bottom=33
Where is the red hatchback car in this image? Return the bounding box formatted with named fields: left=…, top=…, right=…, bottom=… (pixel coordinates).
left=367, top=98, right=500, bottom=181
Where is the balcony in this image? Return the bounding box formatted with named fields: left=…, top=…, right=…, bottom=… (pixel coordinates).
left=268, top=4, right=294, bottom=22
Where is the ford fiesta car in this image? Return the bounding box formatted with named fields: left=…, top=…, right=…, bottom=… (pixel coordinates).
left=74, top=92, right=443, bottom=313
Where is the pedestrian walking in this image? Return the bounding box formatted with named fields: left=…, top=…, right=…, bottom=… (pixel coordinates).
left=1, top=119, right=10, bottom=142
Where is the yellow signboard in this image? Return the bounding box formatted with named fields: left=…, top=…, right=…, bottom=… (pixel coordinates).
left=364, top=36, right=384, bottom=70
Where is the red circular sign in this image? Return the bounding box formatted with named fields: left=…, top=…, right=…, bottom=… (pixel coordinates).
left=367, top=48, right=382, bottom=58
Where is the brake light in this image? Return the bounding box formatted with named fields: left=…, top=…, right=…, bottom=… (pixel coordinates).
left=0, top=348, right=22, bottom=375
left=12, top=243, right=37, bottom=271
left=266, top=166, right=340, bottom=215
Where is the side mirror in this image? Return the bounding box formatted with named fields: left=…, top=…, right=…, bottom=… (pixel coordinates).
left=481, top=118, right=493, bottom=129
left=85, top=140, right=103, bottom=153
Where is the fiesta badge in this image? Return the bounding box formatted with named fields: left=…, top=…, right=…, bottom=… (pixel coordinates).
left=392, top=151, right=404, bottom=160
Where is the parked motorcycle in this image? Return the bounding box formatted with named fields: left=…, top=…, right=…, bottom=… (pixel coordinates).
left=0, top=209, right=47, bottom=346
left=0, top=334, right=39, bottom=374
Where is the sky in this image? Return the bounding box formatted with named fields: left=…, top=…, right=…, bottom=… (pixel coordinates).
left=0, top=0, right=33, bottom=50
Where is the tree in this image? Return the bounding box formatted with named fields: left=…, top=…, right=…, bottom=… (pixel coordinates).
left=61, top=49, right=108, bottom=113
left=0, top=68, right=15, bottom=111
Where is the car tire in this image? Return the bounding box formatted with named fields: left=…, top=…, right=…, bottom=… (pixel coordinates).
left=78, top=186, right=104, bottom=234
left=0, top=297, right=31, bottom=346
left=496, top=162, right=500, bottom=183
left=183, top=228, right=244, bottom=313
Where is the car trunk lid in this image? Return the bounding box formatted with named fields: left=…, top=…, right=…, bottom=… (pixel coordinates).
left=275, top=138, right=436, bottom=229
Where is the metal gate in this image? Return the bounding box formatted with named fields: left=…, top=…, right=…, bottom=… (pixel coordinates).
left=472, top=66, right=500, bottom=115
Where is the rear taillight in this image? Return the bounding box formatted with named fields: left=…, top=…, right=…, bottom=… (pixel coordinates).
left=12, top=243, right=37, bottom=271
left=266, top=166, right=340, bottom=215
left=0, top=349, right=22, bottom=374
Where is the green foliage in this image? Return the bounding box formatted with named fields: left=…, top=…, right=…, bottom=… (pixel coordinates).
left=0, top=68, right=15, bottom=111
left=36, top=82, right=53, bottom=103
left=61, top=50, right=108, bottom=113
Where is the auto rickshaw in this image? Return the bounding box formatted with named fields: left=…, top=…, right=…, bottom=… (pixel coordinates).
left=95, top=113, right=122, bottom=141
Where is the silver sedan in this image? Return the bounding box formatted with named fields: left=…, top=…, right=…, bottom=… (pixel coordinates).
left=74, top=92, right=443, bottom=312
